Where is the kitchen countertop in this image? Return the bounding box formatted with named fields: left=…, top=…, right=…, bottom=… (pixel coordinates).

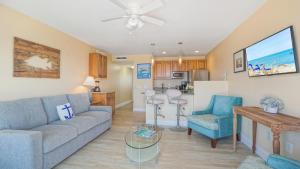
left=153, top=87, right=194, bottom=95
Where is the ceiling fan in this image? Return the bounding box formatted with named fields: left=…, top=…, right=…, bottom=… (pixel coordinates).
left=102, top=0, right=165, bottom=30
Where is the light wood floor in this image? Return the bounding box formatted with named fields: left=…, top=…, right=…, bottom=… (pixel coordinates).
left=55, top=104, right=251, bottom=169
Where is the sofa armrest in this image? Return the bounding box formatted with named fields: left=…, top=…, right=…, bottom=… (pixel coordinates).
left=0, top=130, right=43, bottom=169
left=216, top=115, right=233, bottom=137
left=267, top=154, right=300, bottom=169
left=192, top=110, right=211, bottom=115
left=89, top=105, right=112, bottom=113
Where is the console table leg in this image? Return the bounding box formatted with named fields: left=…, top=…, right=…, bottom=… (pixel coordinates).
left=252, top=121, right=257, bottom=154
left=272, top=126, right=281, bottom=154
left=233, top=112, right=237, bottom=151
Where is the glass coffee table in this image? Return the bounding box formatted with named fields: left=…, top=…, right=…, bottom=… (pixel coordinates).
left=125, top=124, right=162, bottom=164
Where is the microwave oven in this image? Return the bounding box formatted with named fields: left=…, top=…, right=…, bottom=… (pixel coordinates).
left=171, top=71, right=185, bottom=79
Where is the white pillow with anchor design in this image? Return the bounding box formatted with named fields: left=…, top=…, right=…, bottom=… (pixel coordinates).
left=56, top=103, right=75, bottom=121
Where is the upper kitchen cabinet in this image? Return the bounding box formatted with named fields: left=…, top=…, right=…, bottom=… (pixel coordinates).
left=153, top=61, right=172, bottom=79
left=154, top=59, right=206, bottom=79
left=89, top=53, right=107, bottom=78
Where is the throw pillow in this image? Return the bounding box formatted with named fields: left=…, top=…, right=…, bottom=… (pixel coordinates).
left=56, top=103, right=74, bottom=121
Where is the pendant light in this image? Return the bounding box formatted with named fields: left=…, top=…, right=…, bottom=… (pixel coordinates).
left=178, top=42, right=184, bottom=64
left=150, top=43, right=156, bottom=65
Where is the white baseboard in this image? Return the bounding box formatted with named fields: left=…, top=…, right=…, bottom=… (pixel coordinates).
left=146, top=119, right=187, bottom=127
left=116, top=100, right=132, bottom=109
left=241, top=134, right=270, bottom=160
left=133, top=108, right=145, bottom=113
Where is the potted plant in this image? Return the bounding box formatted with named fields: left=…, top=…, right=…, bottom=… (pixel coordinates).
left=260, top=96, right=284, bottom=114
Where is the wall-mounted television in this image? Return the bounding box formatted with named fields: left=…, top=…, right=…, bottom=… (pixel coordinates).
left=246, top=26, right=298, bottom=77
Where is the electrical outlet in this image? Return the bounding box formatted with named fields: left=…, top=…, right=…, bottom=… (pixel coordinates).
left=285, top=142, right=294, bottom=154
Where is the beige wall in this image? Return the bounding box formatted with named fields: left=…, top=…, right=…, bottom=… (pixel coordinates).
left=0, top=5, right=94, bottom=100
left=99, top=58, right=133, bottom=105
left=0, top=5, right=132, bottom=107
left=207, top=0, right=300, bottom=159
left=126, top=55, right=153, bottom=112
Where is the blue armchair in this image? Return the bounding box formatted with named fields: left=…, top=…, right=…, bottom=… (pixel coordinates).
left=187, top=95, right=242, bottom=148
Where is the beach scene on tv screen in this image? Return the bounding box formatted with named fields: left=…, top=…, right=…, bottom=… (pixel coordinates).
left=246, top=28, right=296, bottom=76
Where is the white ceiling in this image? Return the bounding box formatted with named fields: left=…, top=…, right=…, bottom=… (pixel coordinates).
left=0, top=0, right=266, bottom=57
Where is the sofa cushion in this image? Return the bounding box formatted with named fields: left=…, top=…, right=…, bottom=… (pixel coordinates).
left=187, top=114, right=219, bottom=130
left=0, top=98, right=47, bottom=130
left=238, top=156, right=271, bottom=169
left=51, top=116, right=97, bottom=134
left=78, top=111, right=111, bottom=124
left=67, top=93, right=90, bottom=114
left=42, top=95, right=69, bottom=123
left=31, top=125, right=77, bottom=153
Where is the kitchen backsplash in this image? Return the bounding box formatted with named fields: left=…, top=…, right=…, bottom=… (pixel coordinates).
left=154, top=79, right=185, bottom=88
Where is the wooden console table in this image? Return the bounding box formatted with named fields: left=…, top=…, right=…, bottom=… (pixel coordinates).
left=233, top=106, right=300, bottom=154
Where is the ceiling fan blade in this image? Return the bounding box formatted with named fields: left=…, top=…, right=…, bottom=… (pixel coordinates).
left=102, top=16, right=129, bottom=22
left=140, top=15, right=165, bottom=26
left=139, top=0, right=164, bottom=14
left=109, top=0, right=128, bottom=10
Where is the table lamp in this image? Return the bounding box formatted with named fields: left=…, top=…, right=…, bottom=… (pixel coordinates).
left=83, top=76, right=96, bottom=91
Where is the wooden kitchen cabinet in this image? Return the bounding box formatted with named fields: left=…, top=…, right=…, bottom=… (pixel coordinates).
left=91, top=92, right=115, bottom=115
left=153, top=61, right=172, bottom=79
left=89, top=53, right=107, bottom=78
left=154, top=59, right=206, bottom=79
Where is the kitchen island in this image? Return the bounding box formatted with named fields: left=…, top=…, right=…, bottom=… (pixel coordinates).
left=146, top=81, right=228, bottom=127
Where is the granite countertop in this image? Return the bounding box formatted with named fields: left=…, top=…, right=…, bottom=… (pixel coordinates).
left=153, top=87, right=194, bottom=95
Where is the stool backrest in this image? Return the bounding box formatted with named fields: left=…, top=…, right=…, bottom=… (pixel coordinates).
left=166, top=89, right=182, bottom=103
left=145, top=90, right=156, bottom=104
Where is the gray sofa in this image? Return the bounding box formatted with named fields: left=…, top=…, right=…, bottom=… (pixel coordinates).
left=0, top=93, right=112, bottom=169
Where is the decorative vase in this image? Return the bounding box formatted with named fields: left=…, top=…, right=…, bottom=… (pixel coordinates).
left=264, top=105, right=278, bottom=114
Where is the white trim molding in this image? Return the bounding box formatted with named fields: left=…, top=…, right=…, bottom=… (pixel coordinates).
left=133, top=108, right=146, bottom=113
left=116, top=100, right=132, bottom=109
left=240, top=133, right=270, bottom=160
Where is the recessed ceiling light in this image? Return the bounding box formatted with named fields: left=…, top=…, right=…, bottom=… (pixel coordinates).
left=162, top=51, right=167, bottom=54
left=195, top=50, right=200, bottom=53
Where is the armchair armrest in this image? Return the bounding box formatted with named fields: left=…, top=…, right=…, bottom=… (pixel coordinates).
left=0, top=130, right=43, bottom=169
left=267, top=154, right=300, bottom=169
left=89, top=105, right=112, bottom=113
left=192, top=110, right=211, bottom=115
left=216, top=115, right=233, bottom=137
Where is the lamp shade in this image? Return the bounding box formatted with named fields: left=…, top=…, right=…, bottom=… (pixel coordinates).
left=83, top=76, right=96, bottom=87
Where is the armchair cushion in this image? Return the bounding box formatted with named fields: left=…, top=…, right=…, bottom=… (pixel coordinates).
left=187, top=114, right=219, bottom=130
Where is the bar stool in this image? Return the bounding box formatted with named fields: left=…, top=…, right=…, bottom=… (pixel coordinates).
left=166, top=89, right=187, bottom=131
left=145, top=90, right=165, bottom=130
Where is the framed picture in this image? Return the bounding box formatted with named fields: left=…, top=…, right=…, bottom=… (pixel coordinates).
left=233, top=49, right=246, bottom=73
left=137, top=63, right=151, bottom=79
left=13, top=37, right=60, bottom=78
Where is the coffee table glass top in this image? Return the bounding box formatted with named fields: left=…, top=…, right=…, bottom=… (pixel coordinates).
left=125, top=124, right=162, bottom=149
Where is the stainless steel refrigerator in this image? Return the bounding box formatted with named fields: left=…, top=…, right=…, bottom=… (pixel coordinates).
left=188, top=70, right=209, bottom=83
